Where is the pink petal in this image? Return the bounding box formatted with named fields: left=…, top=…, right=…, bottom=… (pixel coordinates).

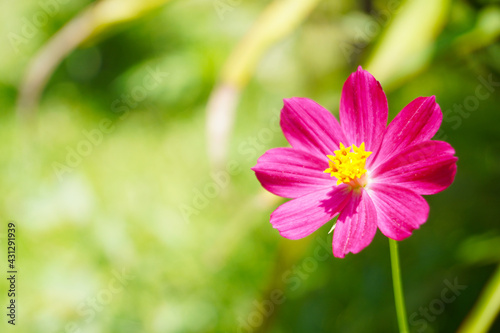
left=369, top=96, right=442, bottom=168
left=339, top=66, right=388, bottom=152
left=333, top=190, right=378, bottom=258
left=270, top=186, right=352, bottom=240
left=372, top=141, right=457, bottom=195
left=280, top=97, right=347, bottom=158
left=252, top=148, right=334, bottom=198
left=367, top=183, right=429, bottom=241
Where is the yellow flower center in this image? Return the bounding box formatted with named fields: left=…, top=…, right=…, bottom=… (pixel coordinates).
left=324, top=142, right=372, bottom=186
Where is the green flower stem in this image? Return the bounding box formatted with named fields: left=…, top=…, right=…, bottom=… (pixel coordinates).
left=389, top=239, right=410, bottom=333
left=458, top=264, right=500, bottom=333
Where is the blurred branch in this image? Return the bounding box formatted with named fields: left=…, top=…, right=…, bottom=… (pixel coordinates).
left=220, top=0, right=321, bottom=89
left=458, top=265, right=500, bottom=333
left=16, top=11, right=92, bottom=121
left=206, top=0, right=322, bottom=171
left=16, top=0, right=171, bottom=121
left=365, top=0, right=450, bottom=89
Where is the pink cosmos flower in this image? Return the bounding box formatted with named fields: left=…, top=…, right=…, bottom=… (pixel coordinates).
left=252, top=67, right=457, bottom=258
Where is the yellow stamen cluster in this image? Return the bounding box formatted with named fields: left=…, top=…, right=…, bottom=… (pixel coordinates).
left=324, top=143, right=372, bottom=185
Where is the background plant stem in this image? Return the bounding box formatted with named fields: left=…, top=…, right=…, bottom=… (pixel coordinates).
left=458, top=264, right=500, bottom=333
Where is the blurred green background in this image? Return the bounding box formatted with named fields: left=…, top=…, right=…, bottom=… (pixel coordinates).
left=1, top=0, right=500, bottom=332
